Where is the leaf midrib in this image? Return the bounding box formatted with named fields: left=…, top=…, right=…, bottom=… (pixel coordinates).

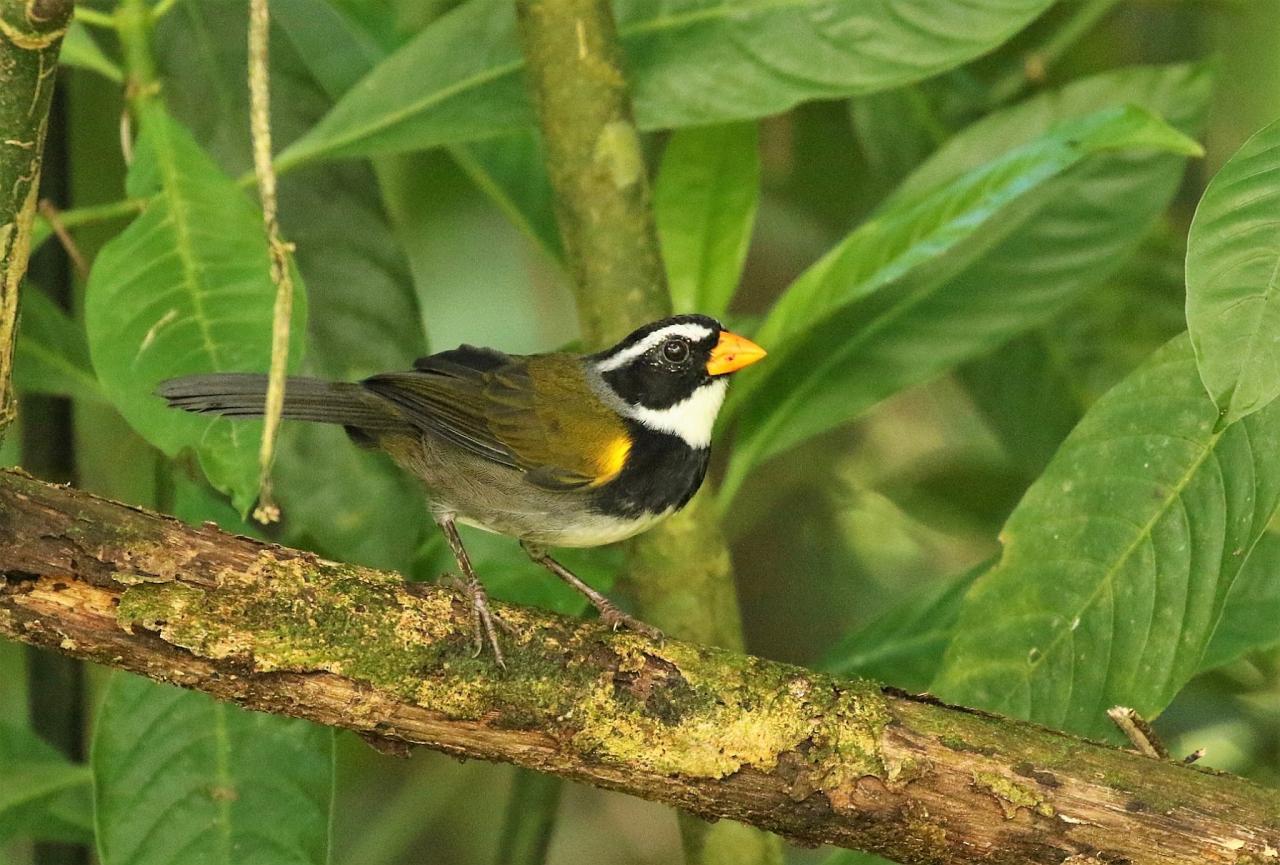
left=17, top=335, right=104, bottom=401
left=212, top=702, right=233, bottom=864
left=724, top=140, right=1082, bottom=496
left=149, top=114, right=221, bottom=368
left=0, top=765, right=91, bottom=814
left=1000, top=421, right=1224, bottom=708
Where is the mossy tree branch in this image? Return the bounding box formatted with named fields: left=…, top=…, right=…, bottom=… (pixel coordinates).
left=1, top=468, right=1278, bottom=865
left=0, top=0, right=73, bottom=441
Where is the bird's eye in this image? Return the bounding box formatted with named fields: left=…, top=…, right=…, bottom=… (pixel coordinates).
left=662, top=338, right=690, bottom=364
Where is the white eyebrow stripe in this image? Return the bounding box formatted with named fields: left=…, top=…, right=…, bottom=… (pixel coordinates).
left=623, top=379, right=727, bottom=448
left=594, top=323, right=714, bottom=372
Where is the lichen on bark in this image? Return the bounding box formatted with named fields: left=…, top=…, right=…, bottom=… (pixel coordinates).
left=115, top=550, right=894, bottom=791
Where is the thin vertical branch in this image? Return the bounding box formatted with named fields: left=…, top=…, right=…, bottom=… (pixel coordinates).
left=247, top=0, right=293, bottom=523
left=0, top=0, right=74, bottom=442
left=512, top=0, right=666, bottom=349
left=512, top=3, right=776, bottom=862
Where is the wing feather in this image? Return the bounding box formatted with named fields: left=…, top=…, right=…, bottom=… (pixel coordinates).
left=363, top=352, right=630, bottom=489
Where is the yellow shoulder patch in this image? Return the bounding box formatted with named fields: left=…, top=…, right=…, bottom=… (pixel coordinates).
left=593, top=434, right=631, bottom=485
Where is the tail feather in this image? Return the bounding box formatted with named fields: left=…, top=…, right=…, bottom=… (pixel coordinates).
left=156, top=374, right=407, bottom=430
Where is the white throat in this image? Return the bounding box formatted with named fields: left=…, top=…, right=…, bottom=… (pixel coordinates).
left=624, top=379, right=727, bottom=449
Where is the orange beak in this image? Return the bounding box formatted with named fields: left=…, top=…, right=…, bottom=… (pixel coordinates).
left=706, top=330, right=767, bottom=376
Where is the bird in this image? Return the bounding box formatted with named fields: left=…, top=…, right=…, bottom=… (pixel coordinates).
left=157, top=314, right=766, bottom=665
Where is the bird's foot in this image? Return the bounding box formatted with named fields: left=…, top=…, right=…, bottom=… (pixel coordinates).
left=442, top=572, right=508, bottom=668
left=597, top=603, right=664, bottom=641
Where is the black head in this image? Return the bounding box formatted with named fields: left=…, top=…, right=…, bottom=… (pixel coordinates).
left=592, top=315, right=729, bottom=410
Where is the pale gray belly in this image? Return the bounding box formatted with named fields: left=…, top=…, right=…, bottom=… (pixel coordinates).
left=385, top=432, right=667, bottom=548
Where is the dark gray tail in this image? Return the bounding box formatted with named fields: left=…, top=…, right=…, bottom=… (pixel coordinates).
left=156, top=374, right=407, bottom=431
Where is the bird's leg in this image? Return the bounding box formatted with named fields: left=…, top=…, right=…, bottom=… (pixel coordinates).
left=520, top=541, right=663, bottom=640
left=435, top=515, right=505, bottom=668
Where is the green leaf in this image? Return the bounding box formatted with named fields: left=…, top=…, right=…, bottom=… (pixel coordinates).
left=1199, top=531, right=1280, bottom=671
left=448, top=133, right=562, bottom=261
left=964, top=223, right=1189, bottom=476
left=890, top=63, right=1210, bottom=200
left=933, top=334, right=1280, bottom=738
left=849, top=85, right=949, bottom=195
left=720, top=97, right=1204, bottom=505
left=0, top=721, right=93, bottom=845
left=276, top=0, right=1058, bottom=169
left=14, top=287, right=105, bottom=403
left=273, top=0, right=563, bottom=261
left=820, top=563, right=984, bottom=692
left=93, top=674, right=333, bottom=865
left=280, top=163, right=426, bottom=381
left=817, top=849, right=895, bottom=865
left=654, top=122, right=760, bottom=317
left=1186, top=116, right=1280, bottom=425
left=59, top=20, right=123, bottom=82
left=84, top=105, right=307, bottom=516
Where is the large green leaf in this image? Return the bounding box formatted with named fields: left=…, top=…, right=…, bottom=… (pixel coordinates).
left=654, top=122, right=760, bottom=317
left=934, top=334, right=1280, bottom=738
left=820, top=522, right=1280, bottom=694
left=276, top=0, right=1057, bottom=169
left=93, top=674, right=333, bottom=865
left=14, top=287, right=105, bottom=403
left=151, top=0, right=425, bottom=376
left=0, top=721, right=92, bottom=845
left=1200, top=531, right=1280, bottom=671
left=964, top=224, right=1189, bottom=477
left=889, top=63, right=1210, bottom=200
left=84, top=105, right=307, bottom=515
left=720, top=96, right=1204, bottom=505
left=1186, top=116, right=1280, bottom=426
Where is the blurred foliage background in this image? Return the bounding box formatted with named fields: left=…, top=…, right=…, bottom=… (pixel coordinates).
left=3, top=1, right=1280, bottom=864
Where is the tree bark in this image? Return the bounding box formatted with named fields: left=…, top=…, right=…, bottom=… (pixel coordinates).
left=1, top=468, right=1277, bottom=865
left=0, top=0, right=73, bottom=439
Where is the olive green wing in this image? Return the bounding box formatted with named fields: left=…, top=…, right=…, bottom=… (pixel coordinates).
left=481, top=355, right=632, bottom=490
left=364, top=352, right=628, bottom=490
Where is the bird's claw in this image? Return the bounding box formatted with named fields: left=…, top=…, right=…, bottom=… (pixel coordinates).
left=599, top=606, right=664, bottom=641
left=443, top=572, right=507, bottom=668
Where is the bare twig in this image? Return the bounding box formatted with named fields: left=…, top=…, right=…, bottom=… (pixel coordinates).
left=246, top=0, right=294, bottom=524
left=1108, top=706, right=1171, bottom=760
left=37, top=199, right=87, bottom=279
left=1, top=468, right=1278, bottom=865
